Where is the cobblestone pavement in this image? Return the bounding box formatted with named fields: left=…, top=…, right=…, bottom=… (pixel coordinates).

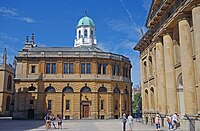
left=0, top=119, right=175, bottom=131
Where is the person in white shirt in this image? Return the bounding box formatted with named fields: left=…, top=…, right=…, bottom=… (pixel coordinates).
left=172, top=113, right=177, bottom=129
left=127, top=114, right=134, bottom=131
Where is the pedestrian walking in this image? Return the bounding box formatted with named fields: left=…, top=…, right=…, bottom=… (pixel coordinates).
left=127, top=114, right=134, bottom=131
left=167, top=115, right=172, bottom=129
left=122, top=113, right=127, bottom=131
left=154, top=114, right=161, bottom=131
left=172, top=112, right=178, bottom=130
left=57, top=115, right=63, bottom=129
left=50, top=114, right=57, bottom=129
left=44, top=113, right=51, bottom=130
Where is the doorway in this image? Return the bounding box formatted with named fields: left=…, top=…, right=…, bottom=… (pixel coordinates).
left=83, top=105, right=89, bottom=118
left=28, top=109, right=34, bottom=119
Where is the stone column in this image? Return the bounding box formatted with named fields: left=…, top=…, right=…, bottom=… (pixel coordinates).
left=178, top=18, right=197, bottom=115
left=152, top=47, right=158, bottom=111
left=140, top=59, right=145, bottom=112
left=155, top=39, right=167, bottom=114
left=192, top=5, right=200, bottom=113
left=163, top=33, right=178, bottom=114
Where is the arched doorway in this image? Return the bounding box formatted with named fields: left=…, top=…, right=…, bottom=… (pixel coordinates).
left=80, top=86, right=91, bottom=119
left=177, top=74, right=185, bottom=115
left=98, top=86, right=107, bottom=119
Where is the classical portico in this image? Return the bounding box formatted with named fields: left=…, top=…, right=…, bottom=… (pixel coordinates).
left=134, top=0, right=200, bottom=130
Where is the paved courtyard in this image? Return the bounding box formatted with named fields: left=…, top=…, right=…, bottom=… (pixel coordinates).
left=0, top=119, right=169, bottom=131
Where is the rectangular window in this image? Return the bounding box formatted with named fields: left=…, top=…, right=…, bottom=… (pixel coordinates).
left=69, top=63, right=73, bottom=74
left=47, top=100, right=52, bottom=110
left=66, top=100, right=70, bottom=110
left=116, top=65, right=120, bottom=76
left=101, top=100, right=104, bottom=110
left=64, top=63, right=69, bottom=74
left=97, top=64, right=101, bottom=74
left=30, top=100, right=34, bottom=104
left=102, top=64, right=107, bottom=74
left=46, top=63, right=51, bottom=74
left=112, top=65, right=115, bottom=75
left=31, top=66, right=36, bottom=73
left=115, top=100, right=118, bottom=110
left=81, top=63, right=85, bottom=74
left=51, top=63, right=56, bottom=74
left=86, top=63, right=91, bottom=74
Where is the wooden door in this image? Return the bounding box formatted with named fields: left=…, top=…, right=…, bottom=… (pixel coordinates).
left=83, top=105, right=89, bottom=118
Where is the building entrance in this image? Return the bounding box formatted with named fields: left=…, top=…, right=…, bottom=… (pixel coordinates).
left=83, top=105, right=89, bottom=118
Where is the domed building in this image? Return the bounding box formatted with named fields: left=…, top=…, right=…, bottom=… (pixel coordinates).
left=13, top=15, right=132, bottom=119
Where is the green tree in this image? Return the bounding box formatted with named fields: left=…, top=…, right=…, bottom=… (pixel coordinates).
left=132, top=93, right=142, bottom=112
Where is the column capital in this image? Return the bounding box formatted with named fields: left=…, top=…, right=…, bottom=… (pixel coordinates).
left=152, top=36, right=162, bottom=44
left=191, top=1, right=200, bottom=10
left=162, top=29, right=173, bottom=37
left=177, top=13, right=192, bottom=23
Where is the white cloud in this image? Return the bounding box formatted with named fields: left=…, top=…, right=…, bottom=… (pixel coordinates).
left=0, top=32, right=19, bottom=42
left=0, top=7, right=37, bottom=23
left=18, top=17, right=36, bottom=23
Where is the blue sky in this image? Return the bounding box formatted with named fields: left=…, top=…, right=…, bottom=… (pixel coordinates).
left=0, top=0, right=151, bottom=86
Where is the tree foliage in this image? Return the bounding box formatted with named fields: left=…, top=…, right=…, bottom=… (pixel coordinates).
left=132, top=93, right=142, bottom=112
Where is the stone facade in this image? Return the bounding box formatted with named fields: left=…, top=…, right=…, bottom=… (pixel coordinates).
left=134, top=0, right=200, bottom=130
left=13, top=16, right=132, bottom=120
left=0, top=48, right=15, bottom=116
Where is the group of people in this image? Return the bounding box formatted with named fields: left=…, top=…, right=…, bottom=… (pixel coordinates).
left=122, top=113, right=134, bottom=131
left=154, top=112, right=179, bottom=131
left=44, top=113, right=63, bottom=130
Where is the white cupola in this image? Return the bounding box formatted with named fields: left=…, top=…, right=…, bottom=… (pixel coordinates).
left=74, top=14, right=97, bottom=47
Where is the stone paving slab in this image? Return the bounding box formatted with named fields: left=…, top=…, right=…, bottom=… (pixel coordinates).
left=0, top=119, right=174, bottom=131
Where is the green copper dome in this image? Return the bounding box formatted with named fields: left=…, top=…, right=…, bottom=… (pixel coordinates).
left=77, top=16, right=95, bottom=27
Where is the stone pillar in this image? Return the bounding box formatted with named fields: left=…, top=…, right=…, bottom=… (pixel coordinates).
left=163, top=33, right=178, bottom=114
left=192, top=5, right=200, bottom=113
left=140, top=59, right=145, bottom=113
left=155, top=39, right=167, bottom=114
left=178, top=18, right=197, bottom=115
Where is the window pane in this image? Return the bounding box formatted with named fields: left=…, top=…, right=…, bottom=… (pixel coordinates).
left=46, top=63, right=51, bottom=74
left=66, top=100, right=70, bottom=110
left=81, top=63, right=85, bottom=74
left=69, top=63, right=73, bottom=74
left=64, top=63, right=68, bottom=74
left=101, top=100, right=104, bottom=110
left=48, top=100, right=52, bottom=110
left=84, top=30, right=88, bottom=38
left=97, top=64, right=101, bottom=74
left=116, top=65, right=119, bottom=76
left=112, top=65, right=115, bottom=75
left=52, top=63, right=56, bottom=74
left=31, top=66, right=35, bottom=73
left=86, top=63, right=91, bottom=74
left=103, top=64, right=107, bottom=74
left=115, top=100, right=118, bottom=110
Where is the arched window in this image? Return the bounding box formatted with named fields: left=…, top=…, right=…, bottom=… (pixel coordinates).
left=63, top=86, right=74, bottom=93
left=7, top=75, right=12, bottom=91
left=28, top=84, right=36, bottom=92
left=45, top=85, right=56, bottom=93
left=78, top=30, right=81, bottom=38
left=6, top=96, right=11, bottom=111
left=98, top=87, right=107, bottom=93
left=124, top=88, right=128, bottom=94
left=150, top=87, right=155, bottom=110
left=80, top=86, right=91, bottom=93
left=144, top=89, right=149, bottom=110
left=113, top=87, right=120, bottom=94
left=143, top=61, right=147, bottom=80
left=90, top=30, right=93, bottom=38
left=149, top=56, right=153, bottom=76
left=84, top=29, right=88, bottom=38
